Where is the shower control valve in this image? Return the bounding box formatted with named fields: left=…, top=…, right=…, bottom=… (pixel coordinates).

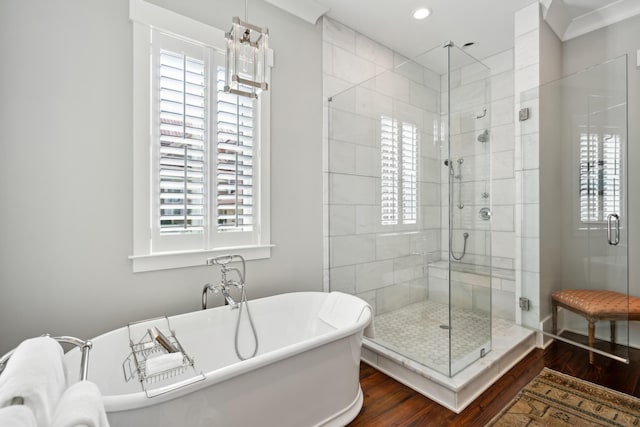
left=479, top=207, right=491, bottom=221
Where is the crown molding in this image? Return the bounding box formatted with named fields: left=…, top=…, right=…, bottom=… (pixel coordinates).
left=543, top=0, right=640, bottom=41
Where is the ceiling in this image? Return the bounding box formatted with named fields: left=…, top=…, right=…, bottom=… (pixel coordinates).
left=318, top=0, right=535, bottom=61
left=265, top=0, right=640, bottom=62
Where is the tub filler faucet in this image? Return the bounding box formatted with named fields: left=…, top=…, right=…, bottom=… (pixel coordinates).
left=202, top=255, right=246, bottom=310
left=202, top=283, right=239, bottom=309
left=201, top=254, right=259, bottom=360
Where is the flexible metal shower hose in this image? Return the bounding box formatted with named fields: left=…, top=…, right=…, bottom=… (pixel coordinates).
left=234, top=286, right=259, bottom=360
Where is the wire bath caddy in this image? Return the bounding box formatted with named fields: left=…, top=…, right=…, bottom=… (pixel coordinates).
left=122, top=316, right=205, bottom=398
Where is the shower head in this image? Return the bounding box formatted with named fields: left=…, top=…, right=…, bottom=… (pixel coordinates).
left=477, top=129, right=489, bottom=143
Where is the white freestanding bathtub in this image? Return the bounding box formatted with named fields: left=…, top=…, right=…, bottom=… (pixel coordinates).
left=64, top=291, right=372, bottom=427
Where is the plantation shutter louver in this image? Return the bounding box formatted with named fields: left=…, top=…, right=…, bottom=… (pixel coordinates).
left=579, top=132, right=620, bottom=223
left=381, top=116, right=418, bottom=226
left=381, top=116, right=399, bottom=225
left=158, top=50, right=206, bottom=234
left=216, top=67, right=255, bottom=232
left=401, top=122, right=418, bottom=225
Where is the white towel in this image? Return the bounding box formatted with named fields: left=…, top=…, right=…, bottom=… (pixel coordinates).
left=0, top=405, right=38, bottom=427
left=144, top=352, right=184, bottom=377
left=51, top=381, right=110, bottom=427
left=0, top=337, right=67, bottom=426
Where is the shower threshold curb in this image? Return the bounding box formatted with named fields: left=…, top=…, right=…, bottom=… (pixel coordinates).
left=360, top=323, right=536, bottom=413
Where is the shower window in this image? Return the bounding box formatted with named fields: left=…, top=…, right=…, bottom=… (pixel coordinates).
left=579, top=131, right=620, bottom=224
left=380, top=116, right=418, bottom=226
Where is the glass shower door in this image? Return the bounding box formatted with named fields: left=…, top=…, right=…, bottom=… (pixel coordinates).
left=581, top=57, right=629, bottom=361
left=446, top=44, right=492, bottom=376
left=414, top=42, right=493, bottom=376
left=520, top=55, right=629, bottom=362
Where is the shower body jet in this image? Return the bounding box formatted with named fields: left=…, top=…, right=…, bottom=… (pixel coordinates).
left=477, top=129, right=489, bottom=143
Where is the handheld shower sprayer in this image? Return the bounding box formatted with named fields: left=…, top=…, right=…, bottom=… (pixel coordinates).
left=445, top=158, right=464, bottom=209
left=450, top=232, right=469, bottom=261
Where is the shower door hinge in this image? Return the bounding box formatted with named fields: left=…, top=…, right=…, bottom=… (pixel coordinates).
left=519, top=297, right=530, bottom=311
left=519, top=108, right=530, bottom=121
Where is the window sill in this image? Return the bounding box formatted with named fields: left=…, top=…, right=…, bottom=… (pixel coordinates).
left=129, top=245, right=273, bottom=273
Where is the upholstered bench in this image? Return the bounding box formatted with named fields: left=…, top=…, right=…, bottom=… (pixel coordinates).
left=552, top=289, right=640, bottom=364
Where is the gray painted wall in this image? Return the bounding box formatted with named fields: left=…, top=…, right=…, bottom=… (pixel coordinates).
left=0, top=0, right=323, bottom=355
left=538, top=20, right=563, bottom=322
left=561, top=14, right=640, bottom=344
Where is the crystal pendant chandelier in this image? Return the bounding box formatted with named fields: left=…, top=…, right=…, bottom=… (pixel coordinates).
left=225, top=1, right=271, bottom=99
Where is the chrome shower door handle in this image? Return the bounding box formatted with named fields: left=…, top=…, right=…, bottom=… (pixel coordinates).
left=607, top=213, right=620, bottom=245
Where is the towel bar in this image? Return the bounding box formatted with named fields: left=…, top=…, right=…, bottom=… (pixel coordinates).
left=0, top=335, right=92, bottom=406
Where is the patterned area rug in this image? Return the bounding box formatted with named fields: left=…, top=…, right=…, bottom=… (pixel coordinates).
left=488, top=368, right=640, bottom=426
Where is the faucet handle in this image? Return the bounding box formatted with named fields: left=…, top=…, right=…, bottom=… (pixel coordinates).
left=226, top=280, right=243, bottom=289
left=206, top=255, right=234, bottom=266
left=205, top=255, right=247, bottom=287
left=212, top=283, right=226, bottom=294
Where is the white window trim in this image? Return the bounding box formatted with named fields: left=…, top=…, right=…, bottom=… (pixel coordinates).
left=129, top=0, right=271, bottom=272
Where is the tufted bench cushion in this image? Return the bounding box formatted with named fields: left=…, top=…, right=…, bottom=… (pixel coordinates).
left=551, top=289, right=640, bottom=364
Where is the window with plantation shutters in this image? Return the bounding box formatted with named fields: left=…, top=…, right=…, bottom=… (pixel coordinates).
left=380, top=116, right=418, bottom=226
left=579, top=132, right=620, bottom=223
left=158, top=50, right=206, bottom=235
left=130, top=1, right=271, bottom=272
left=216, top=68, right=255, bottom=233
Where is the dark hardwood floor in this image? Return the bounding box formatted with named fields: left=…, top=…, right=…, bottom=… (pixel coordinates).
left=348, top=332, right=640, bottom=426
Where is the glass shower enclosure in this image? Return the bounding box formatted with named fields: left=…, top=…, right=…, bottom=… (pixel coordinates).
left=328, top=42, right=493, bottom=376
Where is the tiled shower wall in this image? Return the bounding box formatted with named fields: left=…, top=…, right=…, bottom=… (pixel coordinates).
left=441, top=50, right=518, bottom=276
left=323, top=17, right=440, bottom=315
left=322, top=17, right=517, bottom=319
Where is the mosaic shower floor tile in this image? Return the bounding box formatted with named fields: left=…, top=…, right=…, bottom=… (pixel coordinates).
left=374, top=299, right=513, bottom=373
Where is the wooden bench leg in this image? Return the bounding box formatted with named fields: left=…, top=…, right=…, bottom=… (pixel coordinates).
left=552, top=302, right=558, bottom=335
left=588, top=320, right=595, bottom=365
left=610, top=320, right=616, bottom=345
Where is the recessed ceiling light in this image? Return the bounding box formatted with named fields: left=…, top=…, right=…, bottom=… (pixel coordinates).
left=412, top=7, right=431, bottom=20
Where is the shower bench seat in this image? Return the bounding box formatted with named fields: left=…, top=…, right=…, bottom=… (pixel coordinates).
left=551, top=289, right=640, bottom=364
